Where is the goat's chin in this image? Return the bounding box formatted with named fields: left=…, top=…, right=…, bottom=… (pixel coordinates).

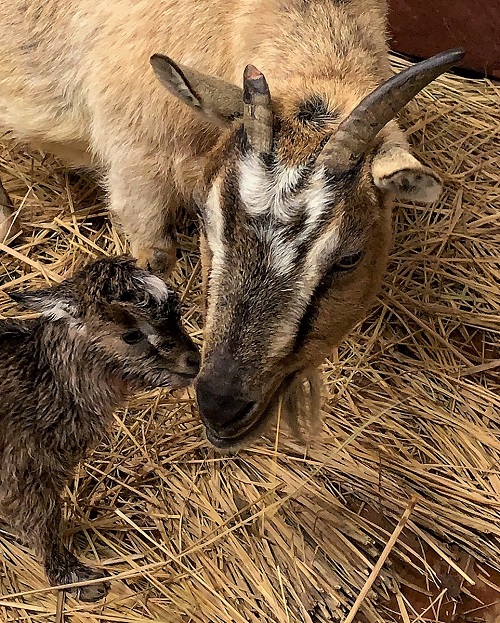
left=130, top=370, right=195, bottom=393
left=203, top=368, right=322, bottom=452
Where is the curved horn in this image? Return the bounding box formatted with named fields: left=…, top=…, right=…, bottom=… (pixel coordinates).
left=243, top=65, right=273, bottom=153
left=317, top=48, right=465, bottom=169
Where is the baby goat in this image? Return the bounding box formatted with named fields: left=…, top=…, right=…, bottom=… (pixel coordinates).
left=0, top=256, right=200, bottom=601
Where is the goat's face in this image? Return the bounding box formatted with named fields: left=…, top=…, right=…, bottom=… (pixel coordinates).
left=196, top=128, right=394, bottom=448
left=151, top=49, right=463, bottom=448
left=10, top=257, right=200, bottom=392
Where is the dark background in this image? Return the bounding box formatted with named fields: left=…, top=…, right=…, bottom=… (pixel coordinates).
left=388, top=0, right=500, bottom=79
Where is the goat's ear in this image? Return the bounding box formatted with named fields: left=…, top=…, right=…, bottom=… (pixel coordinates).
left=150, top=54, right=243, bottom=125
left=372, top=147, right=442, bottom=203
left=9, top=289, right=78, bottom=320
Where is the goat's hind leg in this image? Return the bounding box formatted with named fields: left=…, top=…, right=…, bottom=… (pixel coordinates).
left=2, top=471, right=109, bottom=602
left=38, top=487, right=110, bottom=602
left=0, top=178, right=20, bottom=242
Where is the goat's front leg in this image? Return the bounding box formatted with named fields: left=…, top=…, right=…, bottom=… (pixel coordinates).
left=1, top=470, right=109, bottom=602
left=106, top=154, right=182, bottom=277
left=0, top=178, right=20, bottom=242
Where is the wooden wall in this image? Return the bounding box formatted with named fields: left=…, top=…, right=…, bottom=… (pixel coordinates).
left=388, top=0, right=500, bottom=79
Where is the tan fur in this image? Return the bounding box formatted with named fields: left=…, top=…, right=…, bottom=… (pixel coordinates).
left=0, top=0, right=446, bottom=446
left=0, top=179, right=20, bottom=241
left=0, top=1, right=438, bottom=265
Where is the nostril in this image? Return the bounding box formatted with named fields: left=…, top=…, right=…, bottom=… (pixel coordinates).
left=179, top=350, right=200, bottom=375
left=185, top=350, right=201, bottom=370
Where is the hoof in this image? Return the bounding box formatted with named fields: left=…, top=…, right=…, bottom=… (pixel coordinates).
left=48, top=561, right=110, bottom=602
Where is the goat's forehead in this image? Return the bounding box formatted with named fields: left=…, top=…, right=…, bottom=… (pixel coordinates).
left=237, top=153, right=329, bottom=221
left=204, top=153, right=360, bottom=274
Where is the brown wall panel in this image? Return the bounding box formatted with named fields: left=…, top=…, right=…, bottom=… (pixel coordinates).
left=388, top=0, right=500, bottom=78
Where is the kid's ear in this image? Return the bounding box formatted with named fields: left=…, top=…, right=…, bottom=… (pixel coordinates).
left=9, top=288, right=78, bottom=320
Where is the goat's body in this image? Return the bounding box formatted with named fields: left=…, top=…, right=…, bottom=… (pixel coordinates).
left=0, top=0, right=398, bottom=261
left=0, top=319, right=116, bottom=457
left=0, top=257, right=199, bottom=599
left=0, top=318, right=118, bottom=601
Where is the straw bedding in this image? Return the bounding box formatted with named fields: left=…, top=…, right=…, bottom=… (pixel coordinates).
left=0, top=57, right=498, bottom=623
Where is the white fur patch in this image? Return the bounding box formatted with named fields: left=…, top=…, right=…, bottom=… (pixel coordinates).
left=205, top=178, right=226, bottom=279
left=140, top=274, right=170, bottom=302
left=41, top=301, right=74, bottom=320
left=239, top=154, right=274, bottom=217
left=239, top=154, right=330, bottom=231
left=205, top=178, right=225, bottom=250
left=272, top=165, right=304, bottom=221
left=204, top=178, right=227, bottom=328
left=239, top=154, right=307, bottom=222
left=269, top=234, right=297, bottom=276
left=236, top=156, right=336, bottom=280
left=143, top=324, right=162, bottom=347
left=255, top=225, right=298, bottom=276
left=296, top=167, right=330, bottom=245
left=303, top=220, right=343, bottom=284
left=304, top=168, right=329, bottom=223
left=41, top=300, right=85, bottom=334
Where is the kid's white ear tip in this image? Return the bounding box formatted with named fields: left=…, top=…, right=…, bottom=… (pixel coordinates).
left=138, top=273, right=170, bottom=302
left=9, top=290, right=77, bottom=319
left=40, top=301, right=75, bottom=320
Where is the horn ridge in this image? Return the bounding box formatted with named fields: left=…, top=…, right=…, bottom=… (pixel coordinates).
left=317, top=47, right=466, bottom=169
left=243, top=65, right=274, bottom=154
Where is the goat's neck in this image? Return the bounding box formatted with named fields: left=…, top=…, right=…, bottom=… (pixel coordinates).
left=40, top=323, right=128, bottom=419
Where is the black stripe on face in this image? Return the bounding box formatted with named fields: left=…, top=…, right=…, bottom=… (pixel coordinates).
left=292, top=264, right=338, bottom=352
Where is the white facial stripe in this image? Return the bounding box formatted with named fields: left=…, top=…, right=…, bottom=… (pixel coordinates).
left=205, top=177, right=225, bottom=255
left=253, top=225, right=298, bottom=277
left=238, top=154, right=274, bottom=217
left=269, top=233, right=297, bottom=276
left=303, top=218, right=343, bottom=290
left=204, top=179, right=227, bottom=332
left=303, top=168, right=329, bottom=224
left=272, top=165, right=304, bottom=221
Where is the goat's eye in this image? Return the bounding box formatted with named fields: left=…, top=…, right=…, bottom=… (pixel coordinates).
left=122, top=330, right=144, bottom=345
left=119, top=290, right=137, bottom=303
left=334, top=251, right=363, bottom=271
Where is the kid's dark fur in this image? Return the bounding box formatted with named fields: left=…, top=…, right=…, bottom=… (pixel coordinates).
left=0, top=256, right=200, bottom=601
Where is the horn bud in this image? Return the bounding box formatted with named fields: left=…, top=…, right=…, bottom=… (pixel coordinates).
left=243, top=65, right=273, bottom=153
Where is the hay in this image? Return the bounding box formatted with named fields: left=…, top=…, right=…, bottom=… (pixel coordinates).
left=0, top=56, right=499, bottom=623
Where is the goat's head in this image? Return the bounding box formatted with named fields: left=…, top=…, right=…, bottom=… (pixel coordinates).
left=10, top=256, right=200, bottom=392
left=151, top=49, right=464, bottom=449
